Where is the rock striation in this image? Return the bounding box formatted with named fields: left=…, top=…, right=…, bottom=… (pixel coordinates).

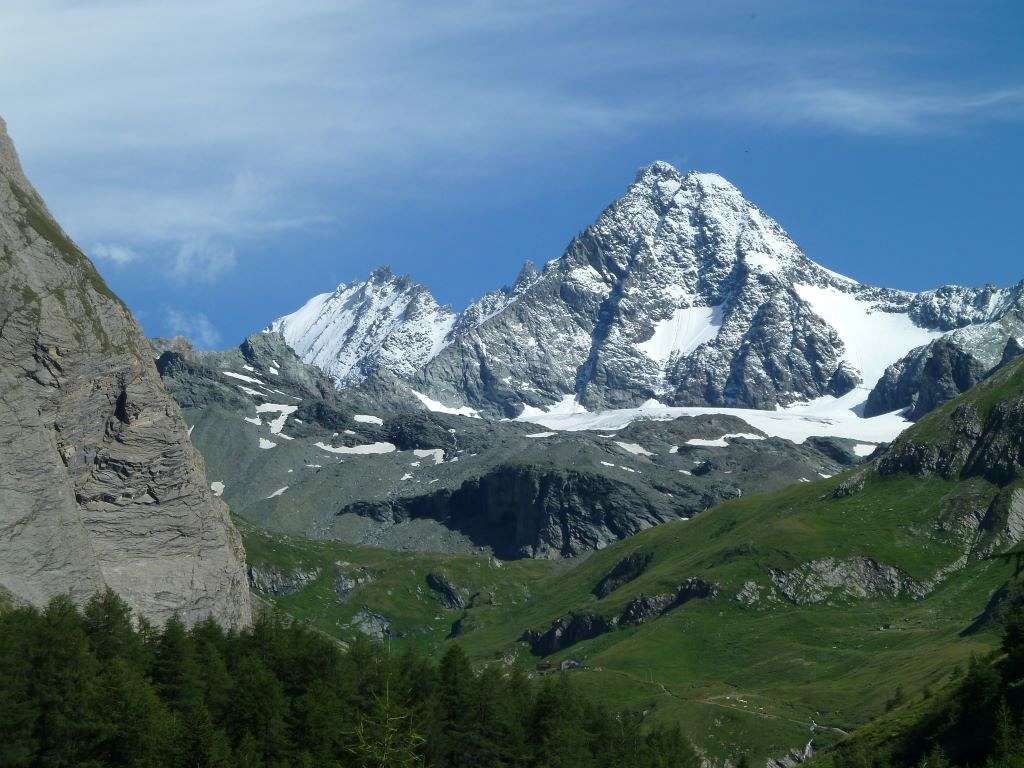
left=0, top=116, right=251, bottom=626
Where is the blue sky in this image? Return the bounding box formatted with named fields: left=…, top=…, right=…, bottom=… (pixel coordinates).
left=3, top=1, right=1022, bottom=348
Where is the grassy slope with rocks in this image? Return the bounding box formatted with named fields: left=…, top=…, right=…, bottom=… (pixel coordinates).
left=243, top=356, right=1024, bottom=764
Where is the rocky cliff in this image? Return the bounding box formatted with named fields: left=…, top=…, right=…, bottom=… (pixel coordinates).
left=0, top=116, right=251, bottom=626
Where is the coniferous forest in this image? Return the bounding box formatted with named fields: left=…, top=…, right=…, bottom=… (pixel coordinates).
left=0, top=591, right=700, bottom=768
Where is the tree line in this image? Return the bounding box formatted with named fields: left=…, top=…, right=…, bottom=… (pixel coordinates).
left=0, top=591, right=700, bottom=767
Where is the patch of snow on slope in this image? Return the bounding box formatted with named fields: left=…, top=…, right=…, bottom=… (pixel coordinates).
left=354, top=414, right=384, bottom=426
left=259, top=438, right=277, bottom=449
left=744, top=253, right=781, bottom=274
left=637, top=306, right=724, bottom=364
left=222, top=370, right=266, bottom=386
left=243, top=416, right=262, bottom=426
left=413, top=448, right=445, bottom=464
left=210, top=481, right=225, bottom=496
left=255, top=403, right=298, bottom=434
left=314, top=441, right=397, bottom=455
left=793, top=284, right=944, bottom=395
left=526, top=431, right=557, bottom=438
left=615, top=441, right=653, bottom=456
left=520, top=394, right=588, bottom=420
left=267, top=486, right=288, bottom=499
left=519, top=397, right=913, bottom=445
left=686, top=433, right=765, bottom=447
left=853, top=443, right=877, bottom=457
left=410, top=390, right=480, bottom=418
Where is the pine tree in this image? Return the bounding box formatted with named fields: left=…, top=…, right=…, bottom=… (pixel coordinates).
left=83, top=588, right=147, bottom=667
left=30, top=595, right=104, bottom=766
left=348, top=672, right=425, bottom=768
left=0, top=606, right=41, bottom=767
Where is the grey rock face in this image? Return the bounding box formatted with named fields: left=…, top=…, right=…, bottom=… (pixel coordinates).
left=425, top=572, right=465, bottom=609
left=879, top=369, right=1024, bottom=485
left=769, top=557, right=928, bottom=605
left=522, top=612, right=616, bottom=656
left=248, top=564, right=320, bottom=597
left=0, top=116, right=251, bottom=627
left=347, top=609, right=391, bottom=641
left=593, top=551, right=653, bottom=598
left=524, top=577, right=717, bottom=654
left=333, top=565, right=374, bottom=601
left=867, top=309, right=1024, bottom=419
left=866, top=338, right=988, bottom=420
left=766, top=741, right=816, bottom=768
left=617, top=578, right=718, bottom=626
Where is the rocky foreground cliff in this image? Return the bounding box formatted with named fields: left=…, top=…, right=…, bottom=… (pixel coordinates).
left=0, top=116, right=251, bottom=626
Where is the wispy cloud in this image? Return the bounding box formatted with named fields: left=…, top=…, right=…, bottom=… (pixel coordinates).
left=91, top=242, right=139, bottom=266
left=729, top=82, right=1024, bottom=134
left=170, top=240, right=237, bottom=284
left=164, top=307, right=222, bottom=348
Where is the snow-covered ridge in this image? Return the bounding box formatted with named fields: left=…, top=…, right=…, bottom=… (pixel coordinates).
left=269, top=266, right=457, bottom=387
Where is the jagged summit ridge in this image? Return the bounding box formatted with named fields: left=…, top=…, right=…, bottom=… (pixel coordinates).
left=271, top=161, right=1023, bottom=420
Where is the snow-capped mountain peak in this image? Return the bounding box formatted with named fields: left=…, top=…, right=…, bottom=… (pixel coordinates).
left=268, top=162, right=1023, bottom=423
left=269, top=267, right=456, bottom=386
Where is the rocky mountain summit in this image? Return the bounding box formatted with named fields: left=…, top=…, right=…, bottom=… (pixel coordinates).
left=272, top=162, right=1023, bottom=423
left=0, top=116, right=251, bottom=626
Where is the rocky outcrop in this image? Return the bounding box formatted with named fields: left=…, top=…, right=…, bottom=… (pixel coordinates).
left=878, top=403, right=985, bottom=479
left=879, top=364, right=1024, bottom=485
left=866, top=298, right=1024, bottom=420
left=618, top=579, right=718, bottom=625
left=521, top=613, right=617, bottom=656
left=248, top=564, right=321, bottom=597
left=769, top=557, right=928, bottom=605
left=426, top=572, right=466, bottom=609
left=594, top=551, right=654, bottom=598
left=524, top=577, right=718, bottom=654
left=333, top=565, right=374, bottom=601
left=866, top=338, right=987, bottom=420
left=0, top=116, right=251, bottom=627
left=767, top=741, right=815, bottom=768
left=352, top=465, right=683, bottom=559
left=347, top=609, right=391, bottom=641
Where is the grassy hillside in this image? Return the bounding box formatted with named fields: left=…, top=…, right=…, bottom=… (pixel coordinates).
left=242, top=356, right=1024, bottom=763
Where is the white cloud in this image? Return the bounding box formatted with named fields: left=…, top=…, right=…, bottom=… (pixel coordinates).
left=91, top=242, right=139, bottom=266
left=164, top=308, right=222, bottom=349
left=171, top=240, right=237, bottom=284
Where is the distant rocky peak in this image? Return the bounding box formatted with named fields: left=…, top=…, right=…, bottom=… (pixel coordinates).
left=514, top=260, right=540, bottom=290
left=271, top=266, right=456, bottom=387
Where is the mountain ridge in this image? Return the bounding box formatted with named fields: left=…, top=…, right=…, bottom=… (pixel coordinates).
left=269, top=161, right=1024, bottom=423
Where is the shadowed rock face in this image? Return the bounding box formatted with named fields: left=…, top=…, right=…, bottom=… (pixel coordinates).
left=0, top=116, right=251, bottom=627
